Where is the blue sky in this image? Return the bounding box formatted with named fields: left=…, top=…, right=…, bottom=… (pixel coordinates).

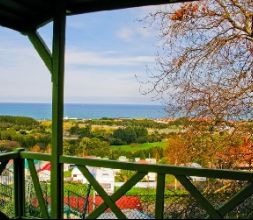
left=0, top=6, right=163, bottom=105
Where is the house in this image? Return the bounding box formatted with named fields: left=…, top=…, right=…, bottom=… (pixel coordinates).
left=71, top=167, right=115, bottom=194
left=119, top=156, right=129, bottom=162
left=38, top=162, right=51, bottom=182
left=135, top=158, right=157, bottom=182
left=114, top=156, right=129, bottom=174
left=71, top=167, right=86, bottom=183
left=0, top=161, right=13, bottom=185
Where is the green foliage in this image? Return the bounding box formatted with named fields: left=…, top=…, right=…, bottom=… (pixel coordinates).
left=0, top=140, right=20, bottom=152
left=69, top=125, right=92, bottom=138
left=0, top=196, right=14, bottom=218
left=0, top=129, right=50, bottom=150
left=0, top=116, right=51, bottom=151
left=64, top=170, right=72, bottom=178
left=111, top=142, right=165, bottom=160
left=112, top=127, right=137, bottom=144
left=0, top=116, right=38, bottom=128
left=63, top=139, right=79, bottom=155
left=64, top=183, right=90, bottom=196
left=115, top=170, right=135, bottom=182
left=86, top=118, right=170, bottom=129
left=111, top=126, right=148, bottom=145
left=78, top=137, right=111, bottom=157
left=111, top=141, right=166, bottom=152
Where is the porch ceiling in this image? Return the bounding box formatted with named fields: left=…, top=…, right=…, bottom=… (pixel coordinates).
left=0, top=0, right=194, bottom=32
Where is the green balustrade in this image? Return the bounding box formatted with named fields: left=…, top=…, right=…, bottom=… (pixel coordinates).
left=0, top=150, right=253, bottom=219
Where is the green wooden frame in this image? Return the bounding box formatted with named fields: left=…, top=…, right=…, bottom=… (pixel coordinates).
left=0, top=0, right=252, bottom=219
left=86, top=171, right=147, bottom=219
left=27, top=160, right=49, bottom=219
left=24, top=0, right=66, bottom=218
left=1, top=151, right=253, bottom=219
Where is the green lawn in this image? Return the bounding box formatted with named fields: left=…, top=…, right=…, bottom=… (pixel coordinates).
left=111, top=141, right=167, bottom=152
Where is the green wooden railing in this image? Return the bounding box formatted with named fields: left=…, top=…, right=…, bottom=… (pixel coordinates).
left=1, top=150, right=253, bottom=219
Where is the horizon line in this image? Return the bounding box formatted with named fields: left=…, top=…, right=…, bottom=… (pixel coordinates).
left=0, top=102, right=164, bottom=106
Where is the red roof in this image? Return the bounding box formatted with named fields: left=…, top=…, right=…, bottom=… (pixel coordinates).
left=64, top=195, right=143, bottom=213
left=32, top=196, right=143, bottom=213
left=39, top=163, right=51, bottom=172
left=137, top=160, right=149, bottom=164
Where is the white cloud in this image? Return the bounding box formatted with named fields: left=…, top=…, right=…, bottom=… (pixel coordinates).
left=0, top=45, right=52, bottom=102
left=0, top=26, right=155, bottom=104
left=64, top=69, right=152, bottom=104
left=66, top=49, right=155, bottom=66
left=117, top=28, right=134, bottom=41
left=0, top=41, right=153, bottom=103
left=116, top=26, right=153, bottom=42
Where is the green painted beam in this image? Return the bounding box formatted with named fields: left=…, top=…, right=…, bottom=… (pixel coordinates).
left=78, top=165, right=127, bottom=219
left=28, top=160, right=49, bottom=219
left=20, top=217, right=43, bottom=220
left=0, top=0, right=199, bottom=32
left=87, top=172, right=147, bottom=219
left=27, top=31, right=53, bottom=75
left=155, top=174, right=165, bottom=219
left=60, top=156, right=253, bottom=181
left=20, top=151, right=52, bottom=162
left=247, top=211, right=253, bottom=219
left=68, top=0, right=197, bottom=15
left=218, top=183, right=253, bottom=216
left=0, top=1, right=41, bottom=18
left=0, top=151, right=19, bottom=161
left=176, top=175, right=223, bottom=219
left=50, top=0, right=66, bottom=218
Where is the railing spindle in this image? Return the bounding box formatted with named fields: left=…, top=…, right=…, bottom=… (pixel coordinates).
left=155, top=173, right=165, bottom=219
left=14, top=148, right=25, bottom=219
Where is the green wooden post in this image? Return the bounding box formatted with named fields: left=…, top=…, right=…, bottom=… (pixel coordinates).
left=50, top=0, right=66, bottom=219
left=13, top=148, right=25, bottom=219
left=155, top=173, right=165, bottom=219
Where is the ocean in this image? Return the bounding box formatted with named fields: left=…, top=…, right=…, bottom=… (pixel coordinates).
left=0, top=103, right=167, bottom=120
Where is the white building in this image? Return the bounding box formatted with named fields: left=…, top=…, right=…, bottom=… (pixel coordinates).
left=38, top=162, right=51, bottom=182
left=119, top=156, right=129, bottom=163
left=71, top=167, right=115, bottom=194
left=135, top=158, right=157, bottom=182
left=184, top=163, right=207, bottom=182
left=71, top=167, right=85, bottom=183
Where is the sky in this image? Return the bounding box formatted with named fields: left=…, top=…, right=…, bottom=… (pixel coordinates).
left=0, top=6, right=164, bottom=105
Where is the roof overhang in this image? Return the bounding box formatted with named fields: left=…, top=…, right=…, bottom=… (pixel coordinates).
left=0, top=0, right=195, bottom=32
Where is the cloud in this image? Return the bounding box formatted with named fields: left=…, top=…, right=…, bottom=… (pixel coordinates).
left=116, top=26, right=152, bottom=42
left=64, top=69, right=152, bottom=103
left=116, top=28, right=134, bottom=41
left=0, top=25, right=155, bottom=104
left=66, top=49, right=155, bottom=66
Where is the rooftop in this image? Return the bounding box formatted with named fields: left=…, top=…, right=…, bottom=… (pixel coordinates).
left=0, top=0, right=192, bottom=32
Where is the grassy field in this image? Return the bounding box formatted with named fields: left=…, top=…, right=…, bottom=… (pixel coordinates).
left=111, top=141, right=167, bottom=152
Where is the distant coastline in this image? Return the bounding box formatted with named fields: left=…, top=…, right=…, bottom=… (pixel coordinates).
left=0, top=103, right=167, bottom=120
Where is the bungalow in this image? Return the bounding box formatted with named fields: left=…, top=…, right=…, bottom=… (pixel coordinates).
left=135, top=158, right=157, bottom=182
left=71, top=167, right=115, bottom=194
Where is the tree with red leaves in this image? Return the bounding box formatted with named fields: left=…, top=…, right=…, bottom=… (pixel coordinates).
left=217, top=137, right=253, bottom=169
left=146, top=0, right=253, bottom=123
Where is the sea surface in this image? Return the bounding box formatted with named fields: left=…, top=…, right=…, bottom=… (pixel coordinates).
left=0, top=103, right=167, bottom=120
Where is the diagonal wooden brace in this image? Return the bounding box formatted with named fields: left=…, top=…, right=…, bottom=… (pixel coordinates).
left=28, top=159, right=49, bottom=219
left=87, top=171, right=147, bottom=219
left=0, top=160, right=9, bottom=176
left=176, top=175, right=223, bottom=219
left=78, top=165, right=128, bottom=219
